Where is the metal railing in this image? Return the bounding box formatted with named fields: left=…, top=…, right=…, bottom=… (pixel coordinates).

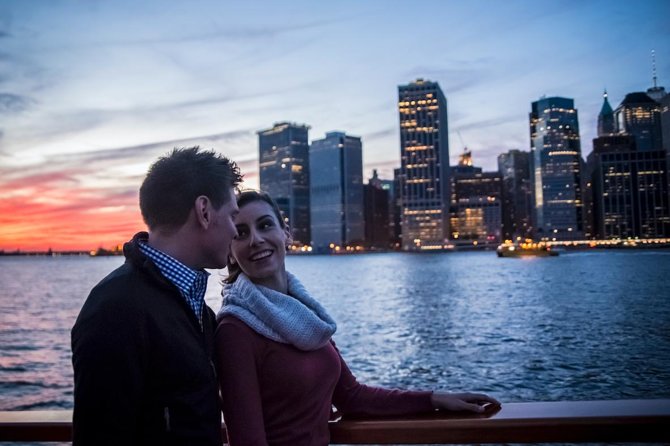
left=1, top=399, right=669, bottom=443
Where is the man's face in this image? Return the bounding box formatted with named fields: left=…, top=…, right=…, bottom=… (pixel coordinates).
left=204, top=187, right=239, bottom=269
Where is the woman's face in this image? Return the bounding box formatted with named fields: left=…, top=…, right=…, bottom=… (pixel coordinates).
left=230, top=200, right=291, bottom=290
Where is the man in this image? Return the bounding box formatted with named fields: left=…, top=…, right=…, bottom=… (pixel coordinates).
left=72, top=147, right=242, bottom=445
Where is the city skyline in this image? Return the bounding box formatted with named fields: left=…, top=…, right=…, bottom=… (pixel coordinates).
left=1, top=0, right=669, bottom=251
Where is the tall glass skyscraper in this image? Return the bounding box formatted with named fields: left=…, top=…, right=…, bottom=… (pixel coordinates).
left=309, top=131, right=364, bottom=251
left=258, top=122, right=311, bottom=245
left=529, top=97, right=584, bottom=240
left=398, top=79, right=450, bottom=250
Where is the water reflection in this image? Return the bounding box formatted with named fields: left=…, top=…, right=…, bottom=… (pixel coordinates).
left=1, top=250, right=669, bottom=411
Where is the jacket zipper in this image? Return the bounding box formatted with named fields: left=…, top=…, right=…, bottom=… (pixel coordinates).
left=164, top=406, right=171, bottom=432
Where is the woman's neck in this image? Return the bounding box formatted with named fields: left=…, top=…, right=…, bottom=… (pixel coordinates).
left=252, top=271, right=288, bottom=294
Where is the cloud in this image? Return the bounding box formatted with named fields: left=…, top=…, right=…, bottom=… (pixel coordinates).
left=0, top=93, right=35, bottom=114
left=30, top=18, right=343, bottom=53
left=453, top=115, right=519, bottom=132
left=363, top=127, right=396, bottom=142
left=50, top=129, right=256, bottom=166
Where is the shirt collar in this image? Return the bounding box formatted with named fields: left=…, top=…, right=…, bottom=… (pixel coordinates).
left=138, top=241, right=210, bottom=299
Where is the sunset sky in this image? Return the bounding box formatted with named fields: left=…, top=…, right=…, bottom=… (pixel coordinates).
left=1, top=0, right=668, bottom=251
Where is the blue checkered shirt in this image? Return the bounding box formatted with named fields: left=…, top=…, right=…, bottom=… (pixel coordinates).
left=139, top=242, right=209, bottom=329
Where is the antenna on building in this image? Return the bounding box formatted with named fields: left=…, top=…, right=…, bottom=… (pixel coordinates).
left=457, top=130, right=466, bottom=151
left=652, top=49, right=658, bottom=88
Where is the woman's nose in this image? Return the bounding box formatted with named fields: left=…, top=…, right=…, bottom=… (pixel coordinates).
left=248, top=229, right=263, bottom=246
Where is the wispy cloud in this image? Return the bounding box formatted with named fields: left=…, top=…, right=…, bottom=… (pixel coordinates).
left=363, top=127, right=396, bottom=142
left=453, top=115, right=519, bottom=132
left=0, top=93, right=35, bottom=113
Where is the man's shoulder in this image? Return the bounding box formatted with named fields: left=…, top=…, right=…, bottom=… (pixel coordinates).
left=82, top=260, right=164, bottom=314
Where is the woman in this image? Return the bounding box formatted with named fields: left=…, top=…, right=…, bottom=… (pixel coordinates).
left=215, top=190, right=500, bottom=446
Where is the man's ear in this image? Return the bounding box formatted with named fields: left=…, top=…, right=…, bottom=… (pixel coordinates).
left=194, top=196, right=212, bottom=229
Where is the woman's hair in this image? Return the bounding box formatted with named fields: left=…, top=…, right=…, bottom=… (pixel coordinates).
left=224, top=190, right=289, bottom=284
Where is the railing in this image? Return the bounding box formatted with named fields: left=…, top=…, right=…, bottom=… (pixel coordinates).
left=1, top=399, right=669, bottom=443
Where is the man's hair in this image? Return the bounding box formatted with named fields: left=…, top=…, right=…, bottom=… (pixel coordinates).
left=139, top=146, right=242, bottom=230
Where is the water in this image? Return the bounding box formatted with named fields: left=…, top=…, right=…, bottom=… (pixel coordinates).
left=1, top=250, right=670, bottom=413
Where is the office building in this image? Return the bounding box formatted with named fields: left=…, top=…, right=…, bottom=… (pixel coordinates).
left=614, top=92, right=663, bottom=152
left=529, top=96, right=584, bottom=240
left=398, top=79, right=451, bottom=250
left=450, top=151, right=502, bottom=244
left=363, top=170, right=391, bottom=249
left=309, top=131, right=364, bottom=251
left=498, top=149, right=532, bottom=240
left=258, top=122, right=311, bottom=245
left=587, top=90, right=670, bottom=238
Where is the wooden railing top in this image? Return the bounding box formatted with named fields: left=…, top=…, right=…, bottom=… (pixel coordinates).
left=1, top=399, right=669, bottom=443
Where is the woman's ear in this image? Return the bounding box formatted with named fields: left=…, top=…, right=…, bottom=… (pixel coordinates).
left=228, top=254, right=237, bottom=266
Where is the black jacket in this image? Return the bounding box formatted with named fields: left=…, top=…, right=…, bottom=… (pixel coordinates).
left=71, top=233, right=222, bottom=445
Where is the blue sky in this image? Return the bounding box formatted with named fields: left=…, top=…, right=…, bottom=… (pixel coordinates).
left=0, top=0, right=668, bottom=250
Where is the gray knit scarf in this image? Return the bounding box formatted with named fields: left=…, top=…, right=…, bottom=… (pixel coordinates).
left=217, top=271, right=337, bottom=351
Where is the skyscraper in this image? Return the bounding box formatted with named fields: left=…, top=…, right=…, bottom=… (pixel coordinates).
left=529, top=96, right=584, bottom=240
left=363, top=170, right=391, bottom=250
left=450, top=151, right=502, bottom=245
left=309, top=131, right=364, bottom=251
left=498, top=149, right=532, bottom=240
left=588, top=135, right=669, bottom=238
left=587, top=89, right=670, bottom=239
left=398, top=79, right=450, bottom=250
left=661, top=94, right=670, bottom=152
left=258, top=122, right=311, bottom=245
left=614, top=92, right=663, bottom=152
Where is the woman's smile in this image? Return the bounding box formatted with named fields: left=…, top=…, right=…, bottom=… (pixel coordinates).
left=249, top=249, right=273, bottom=261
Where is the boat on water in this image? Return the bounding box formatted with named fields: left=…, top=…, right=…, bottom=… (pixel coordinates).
left=496, top=240, right=559, bottom=257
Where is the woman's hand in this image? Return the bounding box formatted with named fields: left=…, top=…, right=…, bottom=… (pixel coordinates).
left=430, top=392, right=501, bottom=413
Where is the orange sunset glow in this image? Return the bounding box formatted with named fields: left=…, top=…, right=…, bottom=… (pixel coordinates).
left=0, top=172, right=144, bottom=252
left=0, top=141, right=258, bottom=252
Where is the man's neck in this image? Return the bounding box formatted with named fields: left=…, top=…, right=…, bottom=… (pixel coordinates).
left=147, top=228, right=200, bottom=270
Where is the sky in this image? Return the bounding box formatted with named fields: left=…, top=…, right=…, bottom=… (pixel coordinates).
left=1, top=0, right=668, bottom=251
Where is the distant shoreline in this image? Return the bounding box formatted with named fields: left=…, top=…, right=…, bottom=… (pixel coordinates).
left=2, top=243, right=670, bottom=258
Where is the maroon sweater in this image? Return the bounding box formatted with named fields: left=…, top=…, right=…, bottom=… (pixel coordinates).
left=215, top=316, right=434, bottom=446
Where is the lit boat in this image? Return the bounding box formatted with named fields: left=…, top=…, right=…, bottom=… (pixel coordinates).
left=496, top=240, right=558, bottom=257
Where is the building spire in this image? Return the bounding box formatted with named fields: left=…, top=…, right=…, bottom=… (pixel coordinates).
left=597, top=88, right=615, bottom=136
left=652, top=49, right=657, bottom=88
left=646, top=49, right=667, bottom=102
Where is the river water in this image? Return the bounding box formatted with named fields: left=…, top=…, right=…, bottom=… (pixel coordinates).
left=1, top=250, right=669, bottom=413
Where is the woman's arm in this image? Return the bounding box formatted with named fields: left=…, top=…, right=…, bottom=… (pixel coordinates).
left=214, top=320, right=269, bottom=446
left=331, top=344, right=434, bottom=416
left=331, top=343, right=500, bottom=416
